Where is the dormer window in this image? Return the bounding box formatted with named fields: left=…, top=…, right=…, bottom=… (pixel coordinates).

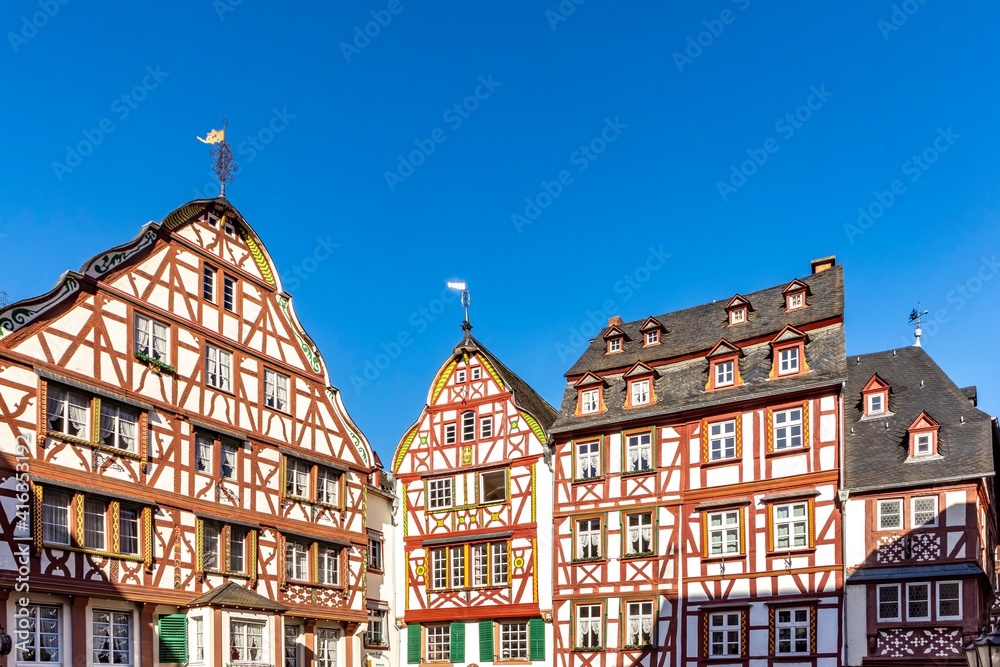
left=705, top=339, right=742, bottom=391
left=787, top=292, right=804, bottom=310
left=724, top=295, right=752, bottom=327
left=639, top=317, right=665, bottom=347
left=730, top=308, right=746, bottom=325
left=778, top=347, right=799, bottom=375
left=581, top=389, right=599, bottom=414
left=782, top=279, right=811, bottom=311
left=575, top=373, right=607, bottom=416
left=907, top=411, right=941, bottom=459
left=769, top=326, right=809, bottom=379
left=715, top=361, right=734, bottom=387
left=624, top=362, right=658, bottom=408
left=645, top=331, right=659, bottom=346
left=862, top=374, right=891, bottom=418
left=868, top=393, right=885, bottom=414
left=608, top=338, right=622, bottom=354
left=631, top=380, right=650, bottom=406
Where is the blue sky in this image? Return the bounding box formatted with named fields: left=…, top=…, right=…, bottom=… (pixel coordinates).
left=3, top=2, right=999, bottom=463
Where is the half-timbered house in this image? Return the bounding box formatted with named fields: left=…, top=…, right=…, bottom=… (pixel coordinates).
left=842, top=346, right=999, bottom=666
left=0, top=197, right=383, bottom=667
left=550, top=257, right=846, bottom=667
left=391, top=325, right=557, bottom=667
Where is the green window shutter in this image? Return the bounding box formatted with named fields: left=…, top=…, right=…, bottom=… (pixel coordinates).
left=450, top=622, right=465, bottom=662
left=157, top=614, right=187, bottom=663
left=479, top=620, right=494, bottom=662
left=529, top=618, right=546, bottom=661
left=407, top=624, right=422, bottom=664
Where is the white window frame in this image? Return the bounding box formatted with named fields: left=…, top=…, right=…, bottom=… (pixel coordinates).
left=16, top=604, right=62, bottom=665
left=480, top=415, right=493, bottom=439
left=708, top=420, right=737, bottom=461
left=119, top=506, right=140, bottom=555
left=220, top=442, right=237, bottom=480
left=877, top=499, right=903, bottom=530
left=877, top=583, right=901, bottom=622
left=608, top=338, right=622, bottom=353
left=491, top=541, right=508, bottom=586
left=317, top=467, right=340, bottom=506
left=707, top=509, right=741, bottom=556
left=461, top=410, right=476, bottom=442
left=709, top=612, right=741, bottom=657
left=426, top=625, right=450, bottom=662
left=285, top=458, right=309, bottom=498
left=906, top=582, right=931, bottom=621
left=576, top=440, right=600, bottom=479
left=98, top=403, right=138, bottom=452
left=42, top=489, right=71, bottom=545
left=778, top=347, right=800, bottom=375
left=625, top=432, right=652, bottom=472
left=444, top=423, right=456, bottom=445
left=133, top=313, right=168, bottom=363
left=46, top=387, right=90, bottom=440
left=427, top=478, right=453, bottom=510
left=223, top=275, right=237, bottom=312
left=581, top=388, right=600, bottom=414
left=92, top=609, right=132, bottom=666
left=576, top=604, right=602, bottom=650
left=773, top=407, right=804, bottom=450
left=264, top=369, right=289, bottom=412
left=576, top=518, right=602, bottom=560
left=480, top=470, right=507, bottom=504
left=456, top=370, right=466, bottom=383
left=774, top=607, right=810, bottom=655
left=645, top=330, right=659, bottom=346
left=195, top=434, right=213, bottom=474
left=318, top=545, right=339, bottom=585
left=191, top=616, right=205, bottom=663
left=472, top=367, right=481, bottom=380
left=230, top=618, right=267, bottom=665
left=714, top=360, right=734, bottom=387
left=625, top=512, right=653, bottom=556
left=937, top=581, right=962, bottom=620
left=500, top=621, right=528, bottom=660
left=202, top=266, right=216, bottom=302
left=624, top=600, right=654, bottom=647
left=914, top=433, right=933, bottom=456
left=368, top=535, right=383, bottom=571
left=84, top=498, right=107, bottom=551
left=630, top=379, right=650, bottom=406
left=730, top=308, right=746, bottom=325
left=205, top=344, right=232, bottom=391
left=315, top=628, right=339, bottom=667
left=285, top=540, right=309, bottom=581
left=230, top=528, right=246, bottom=574
left=868, top=392, right=885, bottom=415
left=365, top=611, right=387, bottom=647
left=774, top=502, right=809, bottom=550
left=283, top=624, right=298, bottom=667
left=450, top=546, right=465, bottom=588
left=203, top=523, right=220, bottom=571
left=430, top=548, right=448, bottom=590
left=471, top=543, right=488, bottom=588
left=787, top=292, right=804, bottom=309
left=912, top=496, right=938, bottom=528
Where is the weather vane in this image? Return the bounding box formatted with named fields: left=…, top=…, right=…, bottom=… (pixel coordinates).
left=197, top=118, right=238, bottom=197
left=447, top=281, right=471, bottom=332
left=908, top=302, right=929, bottom=347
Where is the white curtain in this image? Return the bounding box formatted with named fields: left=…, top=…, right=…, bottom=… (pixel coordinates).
left=67, top=394, right=87, bottom=437
left=135, top=321, right=149, bottom=354
left=119, top=415, right=136, bottom=451
left=100, top=407, right=116, bottom=446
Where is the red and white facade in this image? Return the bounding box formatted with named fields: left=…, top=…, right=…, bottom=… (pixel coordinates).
left=0, top=198, right=384, bottom=667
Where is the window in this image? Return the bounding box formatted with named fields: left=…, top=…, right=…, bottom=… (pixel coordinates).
left=576, top=518, right=602, bottom=560
left=265, top=370, right=289, bottom=412
left=630, top=379, right=650, bottom=406
left=878, top=499, right=902, bottom=530
left=472, top=367, right=481, bottom=380
left=203, top=524, right=220, bottom=570
left=773, top=408, right=803, bottom=450
left=707, top=510, right=740, bottom=556
left=205, top=344, right=232, bottom=391
left=491, top=542, right=508, bottom=585
left=93, top=610, right=132, bottom=665
left=868, top=393, right=885, bottom=415
left=317, top=468, right=341, bottom=506
left=480, top=415, right=493, bottom=439
left=577, top=440, right=600, bottom=479
left=580, top=388, right=600, bottom=414
left=714, top=360, right=735, bottom=387
left=202, top=266, right=216, bottom=301
left=223, top=275, right=237, bottom=312
left=134, top=314, right=168, bottom=362
left=428, top=478, right=453, bottom=510
left=912, top=496, right=938, bottom=527
left=576, top=604, right=602, bottom=650
left=907, top=582, right=930, bottom=620
left=450, top=547, right=465, bottom=588
left=46, top=387, right=89, bottom=439
left=283, top=624, right=298, bottom=667
left=195, top=434, right=213, bottom=473
left=99, top=403, right=138, bottom=451
left=625, top=432, right=652, bottom=472
left=878, top=584, right=901, bottom=621
left=285, top=540, right=308, bottom=581
left=42, top=490, right=71, bottom=545
left=16, top=604, right=61, bottom=664
left=230, top=529, right=246, bottom=573
left=645, top=330, right=659, bottom=346
left=625, top=512, right=652, bottom=556
left=192, top=617, right=205, bottom=663
left=775, top=608, right=810, bottom=655
left=480, top=470, right=507, bottom=504
left=774, top=502, right=809, bottom=550
left=119, top=507, right=139, bottom=554
left=787, top=292, right=804, bottom=309
left=914, top=433, right=932, bottom=456
left=708, top=420, right=737, bottom=461
left=224, top=220, right=237, bottom=237
left=231, top=620, right=266, bottom=664
left=220, top=443, right=237, bottom=479
left=285, top=459, right=309, bottom=498
left=366, top=610, right=387, bottom=647
left=318, top=546, right=339, bottom=585
left=430, top=548, right=448, bottom=589
left=938, top=581, right=962, bottom=620
left=778, top=347, right=800, bottom=375
left=84, top=498, right=107, bottom=550
left=316, top=630, right=339, bottom=667
left=472, top=544, right=488, bottom=587
left=624, top=601, right=653, bottom=648
left=368, top=535, right=384, bottom=571
left=426, top=625, right=450, bottom=662
left=500, top=621, right=528, bottom=660
left=444, top=424, right=456, bottom=445
left=608, top=338, right=622, bottom=353
left=202, top=522, right=251, bottom=573
left=709, top=612, right=741, bottom=657
left=456, top=370, right=466, bottom=383
left=461, top=411, right=476, bottom=442
left=730, top=308, right=746, bottom=325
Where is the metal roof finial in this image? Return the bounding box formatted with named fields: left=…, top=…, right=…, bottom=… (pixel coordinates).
left=908, top=302, right=929, bottom=347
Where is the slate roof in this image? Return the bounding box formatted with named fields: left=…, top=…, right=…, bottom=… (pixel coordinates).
left=847, top=562, right=987, bottom=583
left=843, top=346, right=997, bottom=491
left=455, top=329, right=558, bottom=433
left=186, top=581, right=289, bottom=612
left=552, top=264, right=846, bottom=433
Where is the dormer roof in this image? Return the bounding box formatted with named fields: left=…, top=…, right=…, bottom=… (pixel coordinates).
left=574, top=372, right=608, bottom=389
left=908, top=411, right=940, bottom=431
left=623, top=361, right=658, bottom=380
left=770, top=324, right=809, bottom=346
left=862, top=373, right=890, bottom=393
left=782, top=278, right=811, bottom=296
left=602, top=325, right=629, bottom=341
left=639, top=317, right=665, bottom=333
left=724, top=295, right=753, bottom=312
left=706, top=339, right=742, bottom=359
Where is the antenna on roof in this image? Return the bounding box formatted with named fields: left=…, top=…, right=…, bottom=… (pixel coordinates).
left=446, top=281, right=471, bottom=334
left=908, top=303, right=929, bottom=347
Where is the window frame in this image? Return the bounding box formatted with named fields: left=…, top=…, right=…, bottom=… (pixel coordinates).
left=867, top=391, right=887, bottom=415
left=202, top=265, right=217, bottom=302
left=92, top=609, right=132, bottom=666
left=574, top=516, right=604, bottom=561
left=480, top=415, right=493, bottom=440
left=705, top=508, right=742, bottom=558
left=315, top=627, right=339, bottom=667
left=368, top=533, right=384, bottom=572
left=580, top=388, right=601, bottom=414
left=575, top=603, right=604, bottom=651
left=42, top=489, right=72, bottom=546
left=205, top=343, right=233, bottom=392
left=575, top=438, right=602, bottom=481
left=877, top=499, right=903, bottom=531
left=937, top=581, right=962, bottom=621
left=911, top=495, right=939, bottom=528
left=365, top=610, right=387, bottom=648
left=774, top=607, right=811, bottom=656
left=264, top=369, right=290, bottom=413
left=425, top=624, right=451, bottom=662
left=45, top=386, right=90, bottom=441
left=427, top=477, right=454, bottom=510
left=707, top=610, right=742, bottom=658
left=770, top=500, right=813, bottom=552
left=772, top=406, right=805, bottom=451
left=628, top=378, right=651, bottom=407
left=607, top=338, right=622, bottom=354
left=222, top=274, right=238, bottom=313
left=777, top=346, right=800, bottom=376
left=623, top=511, right=653, bottom=557
left=133, top=312, right=169, bottom=364
left=230, top=618, right=268, bottom=665
left=729, top=307, right=746, bottom=325
left=16, top=604, right=62, bottom=665
left=877, top=583, right=901, bottom=622
left=443, top=423, right=457, bottom=445
left=622, top=599, right=655, bottom=648
left=284, top=539, right=310, bottom=583
left=201, top=521, right=253, bottom=576
left=623, top=430, right=653, bottom=474
left=906, top=582, right=931, bottom=621
left=98, top=402, right=139, bottom=453
left=644, top=330, right=659, bottom=346
left=714, top=360, right=735, bottom=388
left=707, top=419, right=738, bottom=462
left=317, top=544, right=341, bottom=586
left=787, top=291, right=805, bottom=310
left=479, top=469, right=508, bottom=504
left=461, top=410, right=476, bottom=442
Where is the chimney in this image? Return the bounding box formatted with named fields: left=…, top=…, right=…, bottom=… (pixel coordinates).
left=811, top=255, right=836, bottom=274
left=608, top=316, right=624, bottom=327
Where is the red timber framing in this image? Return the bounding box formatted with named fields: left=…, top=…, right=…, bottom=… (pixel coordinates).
left=0, top=198, right=378, bottom=667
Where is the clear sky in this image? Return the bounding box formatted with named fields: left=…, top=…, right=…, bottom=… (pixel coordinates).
left=3, top=2, right=999, bottom=464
